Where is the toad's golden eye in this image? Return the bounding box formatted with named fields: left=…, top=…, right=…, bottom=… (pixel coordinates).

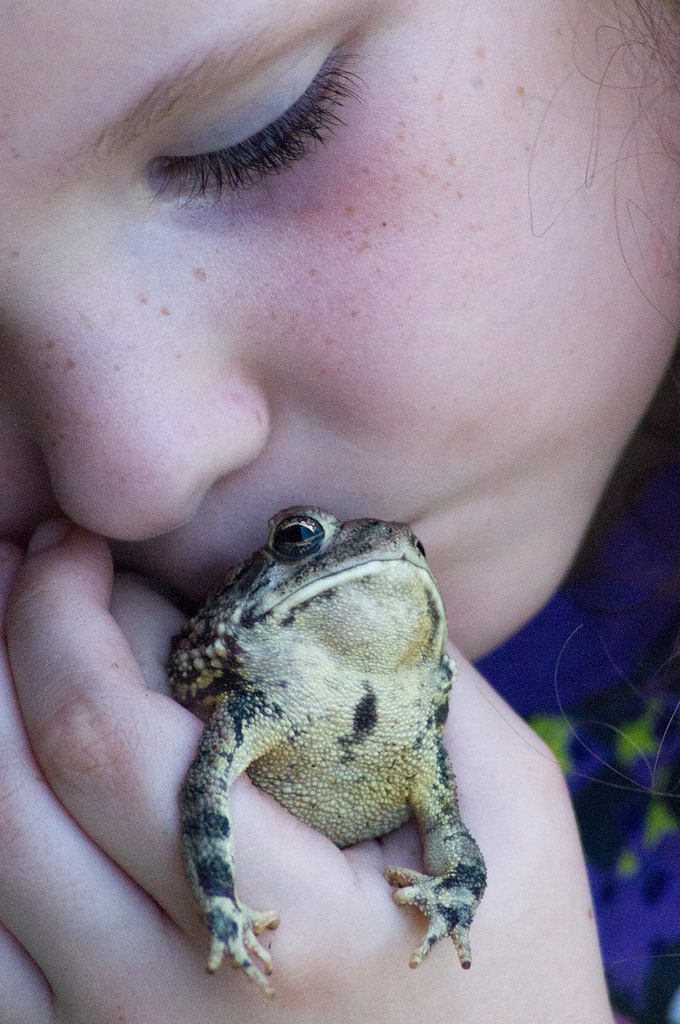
left=267, top=512, right=326, bottom=560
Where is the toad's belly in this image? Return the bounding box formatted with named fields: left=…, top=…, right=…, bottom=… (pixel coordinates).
left=247, top=739, right=414, bottom=848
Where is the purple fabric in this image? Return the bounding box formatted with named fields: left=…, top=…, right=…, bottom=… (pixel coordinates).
left=477, top=462, right=680, bottom=1022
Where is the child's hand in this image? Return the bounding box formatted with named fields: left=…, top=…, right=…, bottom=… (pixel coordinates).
left=0, top=523, right=614, bottom=1023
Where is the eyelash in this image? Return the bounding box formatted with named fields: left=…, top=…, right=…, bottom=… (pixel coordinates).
left=153, top=51, right=361, bottom=202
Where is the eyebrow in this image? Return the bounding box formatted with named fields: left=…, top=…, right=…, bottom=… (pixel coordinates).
left=91, top=33, right=268, bottom=160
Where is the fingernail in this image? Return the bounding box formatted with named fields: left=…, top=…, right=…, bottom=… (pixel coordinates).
left=28, top=518, right=72, bottom=555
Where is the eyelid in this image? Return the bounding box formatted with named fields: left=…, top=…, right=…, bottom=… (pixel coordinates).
left=150, top=49, right=361, bottom=203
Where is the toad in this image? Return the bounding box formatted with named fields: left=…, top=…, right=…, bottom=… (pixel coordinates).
left=168, top=507, right=486, bottom=995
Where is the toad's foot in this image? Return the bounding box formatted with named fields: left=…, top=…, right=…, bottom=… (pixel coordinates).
left=205, top=897, right=280, bottom=996
left=384, top=866, right=483, bottom=970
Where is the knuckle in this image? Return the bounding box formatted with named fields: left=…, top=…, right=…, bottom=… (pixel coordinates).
left=32, top=689, right=141, bottom=801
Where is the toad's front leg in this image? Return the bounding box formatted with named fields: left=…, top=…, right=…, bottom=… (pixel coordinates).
left=180, top=694, right=285, bottom=995
left=384, top=736, right=486, bottom=969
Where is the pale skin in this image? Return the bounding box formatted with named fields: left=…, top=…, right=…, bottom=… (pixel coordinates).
left=0, top=0, right=678, bottom=1019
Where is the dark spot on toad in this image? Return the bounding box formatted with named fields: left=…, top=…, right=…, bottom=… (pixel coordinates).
left=436, top=742, right=452, bottom=788
left=183, top=807, right=231, bottom=841
left=353, top=687, right=377, bottom=739
left=229, top=688, right=283, bottom=746
left=337, top=684, right=378, bottom=762
left=434, top=701, right=448, bottom=729
left=196, top=854, right=235, bottom=898
left=425, top=593, right=443, bottom=643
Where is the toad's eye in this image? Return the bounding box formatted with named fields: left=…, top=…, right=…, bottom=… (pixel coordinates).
left=413, top=536, right=427, bottom=558
left=268, top=513, right=327, bottom=560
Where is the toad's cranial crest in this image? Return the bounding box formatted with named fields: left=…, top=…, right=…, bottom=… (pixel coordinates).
left=168, top=506, right=486, bottom=996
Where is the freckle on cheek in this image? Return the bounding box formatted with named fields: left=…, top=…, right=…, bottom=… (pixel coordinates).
left=193, top=267, right=207, bottom=282
left=160, top=307, right=170, bottom=316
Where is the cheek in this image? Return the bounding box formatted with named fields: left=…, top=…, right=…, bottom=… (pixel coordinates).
left=237, top=166, right=467, bottom=442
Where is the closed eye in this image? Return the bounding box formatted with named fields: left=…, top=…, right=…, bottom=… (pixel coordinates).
left=151, top=50, right=361, bottom=202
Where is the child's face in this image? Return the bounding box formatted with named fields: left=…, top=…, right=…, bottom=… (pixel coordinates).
left=1, top=0, right=678, bottom=652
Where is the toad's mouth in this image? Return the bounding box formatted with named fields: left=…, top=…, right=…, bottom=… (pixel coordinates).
left=265, top=554, right=442, bottom=620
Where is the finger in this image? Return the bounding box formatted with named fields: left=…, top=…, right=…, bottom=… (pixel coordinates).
left=0, top=537, right=187, bottom=1012
left=1, top=629, right=160, bottom=1001
left=0, top=544, right=53, bottom=1024
left=1, top=564, right=279, bottom=1021
left=0, top=539, right=22, bottom=606
left=109, top=571, right=186, bottom=697
left=0, top=923, right=52, bottom=1024
left=6, top=521, right=203, bottom=933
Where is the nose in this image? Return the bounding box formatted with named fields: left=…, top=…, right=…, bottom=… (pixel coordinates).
left=2, top=279, right=270, bottom=542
